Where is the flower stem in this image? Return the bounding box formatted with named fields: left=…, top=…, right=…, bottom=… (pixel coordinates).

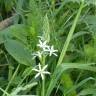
left=42, top=77, right=45, bottom=96
left=41, top=55, right=46, bottom=96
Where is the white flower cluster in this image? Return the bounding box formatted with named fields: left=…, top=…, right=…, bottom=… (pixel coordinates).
left=32, top=36, right=58, bottom=59
left=32, top=36, right=58, bottom=80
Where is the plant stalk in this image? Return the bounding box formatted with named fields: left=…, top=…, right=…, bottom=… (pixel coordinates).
left=42, top=77, right=45, bottom=96
left=41, top=55, right=46, bottom=96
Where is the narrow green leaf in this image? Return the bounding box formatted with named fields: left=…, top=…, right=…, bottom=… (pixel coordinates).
left=78, top=88, right=96, bottom=96
left=57, top=0, right=84, bottom=66
left=46, top=63, right=96, bottom=96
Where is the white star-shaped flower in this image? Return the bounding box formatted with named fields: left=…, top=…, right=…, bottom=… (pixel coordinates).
left=46, top=46, right=58, bottom=56
left=32, top=51, right=43, bottom=59
left=37, top=39, right=49, bottom=51
left=32, top=63, right=50, bottom=80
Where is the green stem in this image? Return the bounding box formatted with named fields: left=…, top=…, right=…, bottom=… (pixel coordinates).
left=41, top=55, right=46, bottom=96
left=0, top=88, right=10, bottom=96
left=42, top=78, right=45, bottom=96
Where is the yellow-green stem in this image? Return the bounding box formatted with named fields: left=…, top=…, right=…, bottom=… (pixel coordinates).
left=41, top=55, right=46, bottom=96
left=42, top=77, right=45, bottom=96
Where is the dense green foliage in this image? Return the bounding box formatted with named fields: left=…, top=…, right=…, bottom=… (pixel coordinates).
left=0, top=0, right=96, bottom=96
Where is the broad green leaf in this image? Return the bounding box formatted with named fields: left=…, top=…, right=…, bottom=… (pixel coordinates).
left=9, top=24, right=28, bottom=43
left=0, top=27, right=12, bottom=44
left=4, top=39, right=32, bottom=66
left=0, top=32, right=4, bottom=44
left=0, top=24, right=28, bottom=44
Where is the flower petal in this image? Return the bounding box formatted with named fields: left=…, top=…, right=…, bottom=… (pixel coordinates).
left=42, top=65, right=48, bottom=71
left=38, top=63, right=42, bottom=71
left=43, top=71, right=51, bottom=75
left=41, top=73, right=44, bottom=80
left=35, top=73, right=40, bottom=78
left=32, top=68, right=39, bottom=72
